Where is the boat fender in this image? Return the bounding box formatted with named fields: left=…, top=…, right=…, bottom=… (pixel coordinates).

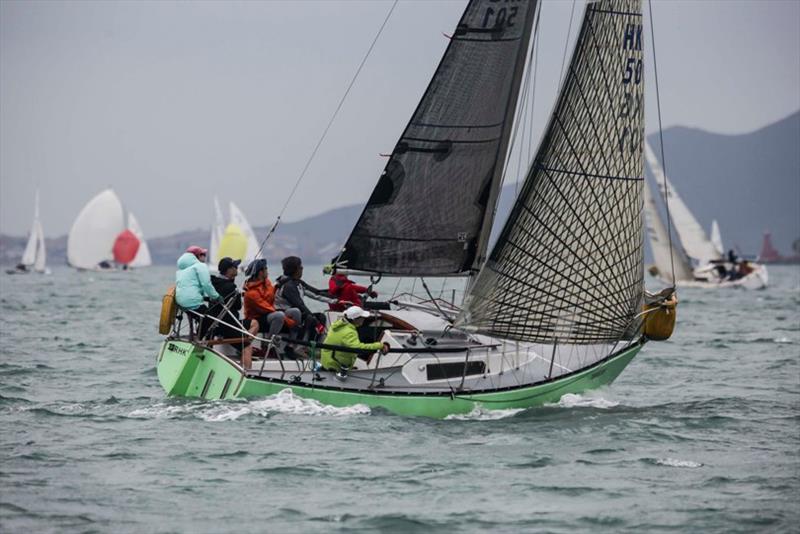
left=643, top=291, right=678, bottom=341
left=159, top=285, right=177, bottom=335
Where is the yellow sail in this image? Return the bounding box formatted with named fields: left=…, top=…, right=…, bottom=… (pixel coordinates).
left=217, top=224, right=248, bottom=262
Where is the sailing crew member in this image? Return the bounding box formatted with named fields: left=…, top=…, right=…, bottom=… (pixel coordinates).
left=210, top=257, right=259, bottom=370
left=328, top=271, right=377, bottom=311
left=275, top=256, right=337, bottom=341
left=175, top=246, right=221, bottom=336
left=320, top=306, right=389, bottom=373
left=243, top=259, right=302, bottom=356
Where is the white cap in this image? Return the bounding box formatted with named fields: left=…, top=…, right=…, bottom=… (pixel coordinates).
left=343, top=306, right=371, bottom=320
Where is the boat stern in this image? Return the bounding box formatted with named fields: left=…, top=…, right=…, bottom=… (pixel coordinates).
left=156, top=340, right=244, bottom=400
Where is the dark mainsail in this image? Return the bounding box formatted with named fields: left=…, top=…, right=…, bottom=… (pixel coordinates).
left=336, top=0, right=538, bottom=276
left=458, top=0, right=646, bottom=343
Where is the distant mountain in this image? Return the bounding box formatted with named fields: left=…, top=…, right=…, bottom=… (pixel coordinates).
left=2, top=112, right=798, bottom=266
left=648, top=111, right=800, bottom=256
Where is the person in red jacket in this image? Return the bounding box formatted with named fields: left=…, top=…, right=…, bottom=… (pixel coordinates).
left=328, top=272, right=377, bottom=312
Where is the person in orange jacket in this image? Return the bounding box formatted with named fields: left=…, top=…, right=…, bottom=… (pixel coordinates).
left=243, top=259, right=302, bottom=350
left=328, top=272, right=377, bottom=312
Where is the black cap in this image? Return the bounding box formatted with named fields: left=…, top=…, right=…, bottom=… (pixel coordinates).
left=218, top=257, right=241, bottom=273
left=245, top=258, right=268, bottom=278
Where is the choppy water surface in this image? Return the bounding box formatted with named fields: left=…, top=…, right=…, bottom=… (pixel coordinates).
left=1, top=266, right=798, bottom=533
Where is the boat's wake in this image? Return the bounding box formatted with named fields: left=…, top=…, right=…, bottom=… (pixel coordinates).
left=647, top=457, right=703, bottom=468
left=129, top=389, right=370, bottom=421
left=445, top=405, right=525, bottom=421
left=550, top=392, right=620, bottom=409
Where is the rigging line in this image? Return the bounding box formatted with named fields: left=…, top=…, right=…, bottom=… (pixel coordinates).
left=524, top=9, right=541, bottom=193
left=647, top=0, right=676, bottom=286
left=421, top=277, right=454, bottom=322
left=502, top=31, right=535, bottom=193
left=514, top=3, right=542, bottom=196
left=558, top=0, right=578, bottom=84
left=252, top=0, right=399, bottom=258
left=496, top=0, right=541, bottom=200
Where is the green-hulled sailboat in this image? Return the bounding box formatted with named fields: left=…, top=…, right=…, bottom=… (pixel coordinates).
left=156, top=0, right=674, bottom=418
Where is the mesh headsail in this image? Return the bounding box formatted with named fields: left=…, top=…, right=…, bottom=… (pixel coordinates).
left=457, top=0, right=645, bottom=343
left=336, top=0, right=538, bottom=276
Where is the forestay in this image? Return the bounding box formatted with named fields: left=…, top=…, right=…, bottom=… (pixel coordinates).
left=458, top=0, right=645, bottom=343
left=337, top=0, right=538, bottom=276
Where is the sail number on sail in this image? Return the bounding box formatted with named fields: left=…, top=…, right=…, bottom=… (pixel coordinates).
left=481, top=0, right=522, bottom=29
left=619, top=21, right=643, bottom=157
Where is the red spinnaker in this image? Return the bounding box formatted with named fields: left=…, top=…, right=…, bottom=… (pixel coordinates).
left=113, top=229, right=140, bottom=265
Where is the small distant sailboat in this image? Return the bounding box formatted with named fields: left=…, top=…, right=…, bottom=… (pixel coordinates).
left=208, top=200, right=261, bottom=267
left=68, top=189, right=125, bottom=270
left=644, top=142, right=768, bottom=289
left=67, top=189, right=152, bottom=271
left=7, top=190, right=48, bottom=275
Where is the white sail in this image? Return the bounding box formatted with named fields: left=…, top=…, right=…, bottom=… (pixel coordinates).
left=710, top=219, right=724, bottom=256
left=20, top=225, right=38, bottom=267
left=21, top=191, right=40, bottom=266
left=67, top=189, right=126, bottom=269
left=21, top=191, right=47, bottom=272
left=33, top=220, right=46, bottom=272
left=643, top=178, right=693, bottom=283
left=228, top=202, right=260, bottom=264
left=645, top=141, right=720, bottom=266
left=127, top=212, right=152, bottom=267
left=209, top=196, right=225, bottom=266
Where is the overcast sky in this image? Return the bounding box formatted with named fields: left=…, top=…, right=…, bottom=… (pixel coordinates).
left=1, top=0, right=798, bottom=238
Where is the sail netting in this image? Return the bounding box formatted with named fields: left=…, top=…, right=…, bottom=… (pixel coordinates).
left=336, top=0, right=538, bottom=276
left=457, top=0, right=645, bottom=343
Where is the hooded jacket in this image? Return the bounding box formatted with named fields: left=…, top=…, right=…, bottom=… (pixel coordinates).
left=243, top=277, right=277, bottom=320
left=320, top=318, right=384, bottom=371
left=175, top=252, right=220, bottom=310
left=328, top=274, right=370, bottom=311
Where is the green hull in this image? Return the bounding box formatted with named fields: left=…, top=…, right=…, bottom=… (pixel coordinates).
left=156, top=340, right=643, bottom=418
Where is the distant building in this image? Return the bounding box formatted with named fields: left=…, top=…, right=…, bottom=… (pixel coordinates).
left=759, top=232, right=800, bottom=264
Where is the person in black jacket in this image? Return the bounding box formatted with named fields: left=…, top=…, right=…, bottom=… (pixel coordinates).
left=209, top=257, right=259, bottom=369
left=274, top=256, right=338, bottom=341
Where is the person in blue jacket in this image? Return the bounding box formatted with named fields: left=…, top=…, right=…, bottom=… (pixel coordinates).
left=175, top=246, right=221, bottom=336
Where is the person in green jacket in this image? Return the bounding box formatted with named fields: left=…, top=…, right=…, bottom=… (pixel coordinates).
left=321, top=306, right=389, bottom=372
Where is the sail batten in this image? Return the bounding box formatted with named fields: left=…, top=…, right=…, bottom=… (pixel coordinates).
left=337, top=0, right=539, bottom=276
left=457, top=0, right=646, bottom=344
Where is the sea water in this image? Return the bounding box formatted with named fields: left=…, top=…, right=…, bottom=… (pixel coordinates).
left=1, top=266, right=798, bottom=533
